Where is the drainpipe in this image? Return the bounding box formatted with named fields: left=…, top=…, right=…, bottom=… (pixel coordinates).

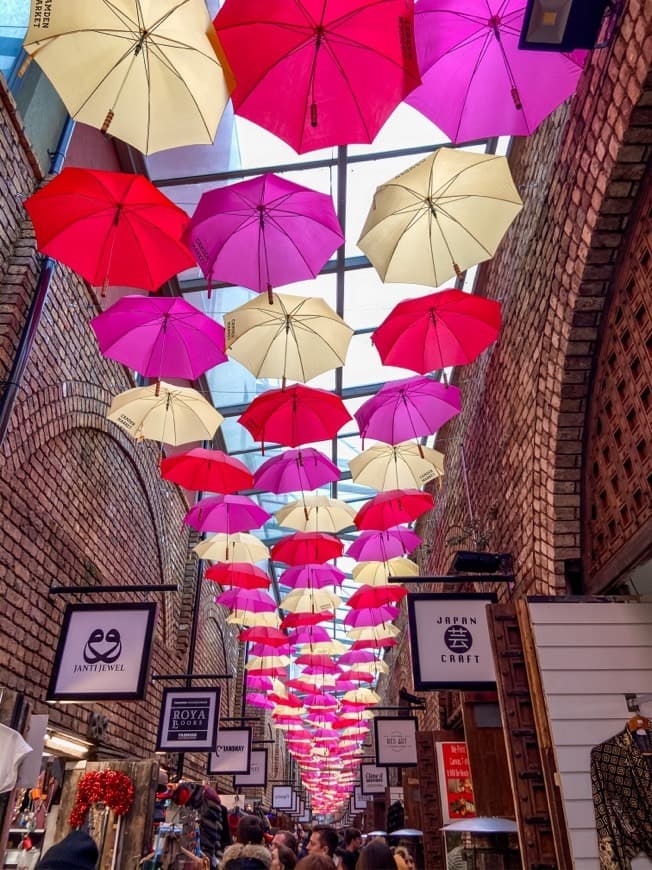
left=0, top=116, right=75, bottom=447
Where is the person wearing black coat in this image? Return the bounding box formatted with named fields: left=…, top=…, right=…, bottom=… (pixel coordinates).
left=220, top=814, right=272, bottom=870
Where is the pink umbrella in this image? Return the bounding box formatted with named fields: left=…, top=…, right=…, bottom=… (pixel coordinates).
left=254, top=448, right=340, bottom=494
left=405, top=0, right=586, bottom=142
left=269, top=692, right=303, bottom=708
left=346, top=527, right=421, bottom=562
left=355, top=489, right=434, bottom=531
left=185, top=174, right=343, bottom=299
left=246, top=675, right=273, bottom=691
left=249, top=642, right=291, bottom=657
left=355, top=377, right=461, bottom=445
left=344, top=606, right=400, bottom=627
left=90, top=295, right=227, bottom=380
left=303, top=693, right=338, bottom=710
left=295, top=654, right=341, bottom=671
left=184, top=494, right=271, bottom=534
left=281, top=564, right=346, bottom=590
left=246, top=693, right=275, bottom=709
left=215, top=588, right=278, bottom=612
left=338, top=650, right=377, bottom=666
left=288, top=626, right=333, bottom=647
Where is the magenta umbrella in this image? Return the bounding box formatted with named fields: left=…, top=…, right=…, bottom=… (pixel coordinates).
left=406, top=0, right=586, bottom=142
left=90, top=295, right=227, bottom=379
left=246, top=693, right=276, bottom=710
left=344, top=606, right=400, bottom=627
left=184, top=494, right=271, bottom=534
left=185, top=173, right=343, bottom=300
left=355, top=376, right=460, bottom=445
left=215, top=588, right=278, bottom=612
left=288, top=626, right=333, bottom=647
left=346, top=527, right=421, bottom=562
left=246, top=675, right=273, bottom=691
left=338, top=650, right=376, bottom=666
left=281, top=564, right=346, bottom=590
left=254, top=448, right=340, bottom=494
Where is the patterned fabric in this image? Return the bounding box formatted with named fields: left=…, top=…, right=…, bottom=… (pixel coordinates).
left=590, top=728, right=652, bottom=869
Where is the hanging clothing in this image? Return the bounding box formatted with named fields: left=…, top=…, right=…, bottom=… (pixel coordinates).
left=590, top=727, right=652, bottom=869
left=0, top=723, right=32, bottom=794
left=387, top=799, right=405, bottom=834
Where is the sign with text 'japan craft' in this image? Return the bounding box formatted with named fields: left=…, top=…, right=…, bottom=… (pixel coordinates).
left=360, top=763, right=388, bottom=796
left=157, top=687, right=221, bottom=752
left=208, top=727, right=252, bottom=775
left=407, top=593, right=497, bottom=691
left=374, top=717, right=418, bottom=767
left=47, top=603, right=157, bottom=702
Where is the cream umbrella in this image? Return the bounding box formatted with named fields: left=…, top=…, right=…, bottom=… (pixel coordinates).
left=346, top=625, right=400, bottom=642
left=349, top=660, right=389, bottom=675
left=226, top=611, right=280, bottom=628
left=281, top=588, right=342, bottom=613
left=247, top=655, right=291, bottom=670
left=349, top=442, right=445, bottom=491
left=225, top=293, right=353, bottom=386
left=342, top=688, right=381, bottom=705
left=295, top=640, right=348, bottom=656
left=108, top=382, right=222, bottom=446
left=358, top=147, right=523, bottom=286
left=193, top=532, right=270, bottom=563
left=21, top=0, right=231, bottom=154
left=275, top=496, right=356, bottom=533
left=294, top=673, right=337, bottom=688
left=352, top=558, right=419, bottom=586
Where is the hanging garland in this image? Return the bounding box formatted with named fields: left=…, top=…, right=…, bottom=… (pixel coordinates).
left=69, top=770, right=135, bottom=829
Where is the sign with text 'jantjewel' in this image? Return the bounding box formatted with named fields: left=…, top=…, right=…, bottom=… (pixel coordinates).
left=234, top=749, right=268, bottom=788
left=156, top=687, right=221, bottom=752
left=407, top=593, right=497, bottom=691
left=208, top=728, right=252, bottom=775
left=360, top=763, right=388, bottom=796
left=374, top=717, right=418, bottom=767
left=47, top=603, right=157, bottom=702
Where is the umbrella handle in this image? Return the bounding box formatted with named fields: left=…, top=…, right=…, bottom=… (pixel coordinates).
left=18, top=53, right=34, bottom=78
left=101, top=110, right=115, bottom=135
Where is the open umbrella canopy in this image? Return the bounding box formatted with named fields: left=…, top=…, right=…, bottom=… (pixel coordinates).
left=239, top=627, right=289, bottom=646
left=346, top=624, right=400, bottom=642
left=187, top=173, right=343, bottom=295
left=280, top=588, right=342, bottom=614
left=344, top=606, right=400, bottom=627
left=281, top=611, right=335, bottom=629
left=160, top=448, right=253, bottom=494
left=341, top=688, right=381, bottom=706
left=295, top=654, right=341, bottom=672
left=108, top=383, right=222, bottom=446
left=275, top=496, right=356, bottom=533
left=193, top=532, right=270, bottom=563
left=246, top=675, right=274, bottom=691
left=349, top=442, right=445, bottom=491
left=229, top=610, right=280, bottom=628
left=406, top=0, right=585, bottom=142
left=352, top=558, right=419, bottom=586
left=216, top=588, right=278, bottom=613
left=253, top=448, right=340, bottom=494
left=281, top=564, right=346, bottom=590
left=91, top=295, right=227, bottom=379
left=347, top=584, right=408, bottom=609
left=22, top=0, right=231, bottom=154
left=373, top=288, right=502, bottom=374
left=358, top=148, right=522, bottom=286
left=225, top=292, right=353, bottom=385
left=205, top=563, right=271, bottom=590
left=184, top=494, right=271, bottom=534
left=246, top=693, right=276, bottom=709
left=355, top=489, right=434, bottom=530
left=271, top=531, right=344, bottom=565
left=25, top=168, right=195, bottom=292
left=346, top=527, right=421, bottom=562
left=214, top=0, right=420, bottom=153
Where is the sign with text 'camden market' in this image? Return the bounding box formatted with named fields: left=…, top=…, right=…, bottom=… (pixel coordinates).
left=407, top=593, right=497, bottom=691
left=208, top=727, right=252, bottom=775
left=156, top=687, right=221, bottom=752
left=47, top=603, right=157, bottom=702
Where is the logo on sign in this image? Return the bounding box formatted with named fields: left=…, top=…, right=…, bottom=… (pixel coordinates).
left=74, top=629, right=125, bottom=672
left=387, top=731, right=409, bottom=752
left=444, top=625, right=473, bottom=653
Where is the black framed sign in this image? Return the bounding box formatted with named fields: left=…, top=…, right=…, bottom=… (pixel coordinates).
left=272, top=785, right=293, bottom=809
left=156, top=687, right=221, bottom=752
left=353, top=786, right=368, bottom=811
left=208, top=727, right=252, bottom=775
left=234, top=749, right=268, bottom=788
left=360, top=763, right=388, bottom=796
left=374, top=717, right=418, bottom=767
left=407, top=593, right=497, bottom=691
left=47, top=602, right=157, bottom=702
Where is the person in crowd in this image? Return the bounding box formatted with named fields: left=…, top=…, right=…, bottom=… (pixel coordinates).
left=295, top=857, right=334, bottom=870
left=221, top=814, right=272, bottom=870
left=274, top=830, right=299, bottom=855
left=392, top=853, right=408, bottom=870
left=447, top=844, right=467, bottom=870
left=306, top=826, right=339, bottom=864
left=355, top=840, right=397, bottom=870
left=393, top=847, right=415, bottom=870
left=339, top=828, right=362, bottom=870
left=35, top=830, right=98, bottom=869
left=272, top=843, right=297, bottom=870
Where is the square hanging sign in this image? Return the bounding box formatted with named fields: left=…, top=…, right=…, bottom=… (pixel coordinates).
left=374, top=717, right=418, bottom=767
left=360, top=763, right=388, bottom=796
left=407, top=593, right=497, bottom=691
left=234, top=749, right=268, bottom=788
left=47, top=602, right=157, bottom=702
left=272, top=785, right=294, bottom=810
left=156, top=687, right=221, bottom=753
left=208, top=727, right=252, bottom=775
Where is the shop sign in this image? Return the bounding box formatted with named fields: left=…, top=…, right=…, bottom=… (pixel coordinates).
left=374, top=717, right=418, bottom=767
left=47, top=603, right=157, bottom=701
left=436, top=741, right=477, bottom=824
left=360, top=763, right=388, bottom=796
left=234, top=749, right=268, bottom=788
left=354, top=786, right=368, bottom=810
left=156, top=687, right=221, bottom=752
left=272, top=785, right=293, bottom=809
left=407, top=593, right=497, bottom=690
left=208, top=727, right=252, bottom=775
left=299, top=802, right=311, bottom=823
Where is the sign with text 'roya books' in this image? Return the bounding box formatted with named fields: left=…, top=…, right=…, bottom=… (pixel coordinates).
left=436, top=741, right=477, bottom=824
left=360, top=763, right=388, bottom=796
left=407, top=593, right=497, bottom=691
left=47, top=603, right=157, bottom=702
left=156, top=687, right=221, bottom=753
left=208, top=728, right=252, bottom=775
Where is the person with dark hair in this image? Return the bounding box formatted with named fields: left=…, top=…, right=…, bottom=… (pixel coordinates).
left=296, top=856, right=334, bottom=870
left=221, top=814, right=272, bottom=870
left=306, top=826, right=339, bottom=863
left=271, top=842, right=297, bottom=870
left=355, top=840, right=397, bottom=870
left=341, top=828, right=362, bottom=870
left=273, top=830, right=299, bottom=855
left=35, top=830, right=99, bottom=869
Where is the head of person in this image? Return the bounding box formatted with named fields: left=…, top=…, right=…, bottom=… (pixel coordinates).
left=272, top=843, right=297, bottom=870
left=356, top=840, right=397, bottom=870
left=394, top=848, right=415, bottom=870
left=36, top=831, right=99, bottom=870
left=237, top=814, right=265, bottom=845
left=344, top=829, right=362, bottom=852
left=295, top=857, right=334, bottom=870
left=307, top=825, right=339, bottom=858
left=274, top=830, right=299, bottom=854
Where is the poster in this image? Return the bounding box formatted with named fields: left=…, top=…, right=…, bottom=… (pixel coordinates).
left=234, top=749, right=268, bottom=788
left=436, top=741, right=476, bottom=824
left=156, top=687, right=221, bottom=752
left=374, top=717, right=418, bottom=766
left=360, top=763, right=388, bottom=796
left=272, top=785, right=293, bottom=809
left=208, top=727, right=252, bottom=775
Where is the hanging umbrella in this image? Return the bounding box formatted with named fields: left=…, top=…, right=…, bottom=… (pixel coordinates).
left=346, top=624, right=400, bottom=642
left=246, top=654, right=292, bottom=671
left=295, top=654, right=341, bottom=672
left=349, top=442, right=445, bottom=491
left=246, top=675, right=274, bottom=691
left=406, top=0, right=586, bottom=142
left=280, top=588, right=342, bottom=613
left=346, top=527, right=421, bottom=562
left=297, top=639, right=349, bottom=657
left=338, top=650, right=376, bottom=666
left=352, top=636, right=397, bottom=650
left=354, top=490, right=434, bottom=531
left=91, top=295, right=227, bottom=380
left=225, top=292, right=353, bottom=386
left=288, top=626, right=332, bottom=646
left=352, top=557, right=419, bottom=585
left=205, top=563, right=271, bottom=590
left=246, top=693, right=276, bottom=710
left=281, top=564, right=346, bottom=589
left=343, top=658, right=389, bottom=675
left=25, top=169, right=196, bottom=293
left=275, top=496, right=356, bottom=533
left=372, top=288, right=502, bottom=375
left=358, top=148, right=523, bottom=286
left=213, top=0, right=420, bottom=154
left=239, top=384, right=351, bottom=449
left=355, top=377, right=460, bottom=445
left=347, top=585, right=408, bottom=609
left=254, top=448, right=340, bottom=494
left=193, top=532, right=270, bottom=563
left=229, top=610, right=280, bottom=629
left=108, top=383, right=222, bottom=446
left=21, top=0, right=232, bottom=154
left=341, top=688, right=381, bottom=706
left=248, top=643, right=291, bottom=658
left=303, top=693, right=338, bottom=711
left=281, top=611, right=334, bottom=629
left=160, top=448, right=253, bottom=494
left=269, top=692, right=303, bottom=708
left=216, top=588, right=278, bottom=613
left=239, top=627, right=289, bottom=646
left=184, top=494, right=271, bottom=534
left=337, top=670, right=375, bottom=684
left=344, top=606, right=400, bottom=627
left=271, top=531, right=343, bottom=565
left=186, top=174, right=343, bottom=298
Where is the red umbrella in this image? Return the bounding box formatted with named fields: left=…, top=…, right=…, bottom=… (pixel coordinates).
left=205, top=563, right=271, bottom=590
left=214, top=0, right=420, bottom=154
left=372, top=289, right=502, bottom=374
left=351, top=637, right=397, bottom=650
left=295, top=655, right=341, bottom=672
left=24, top=168, right=195, bottom=293
left=239, top=627, right=289, bottom=646
left=269, top=693, right=304, bottom=708
left=347, top=585, right=408, bottom=609
left=281, top=611, right=334, bottom=629
left=238, top=385, right=351, bottom=450
left=160, top=448, right=253, bottom=494
left=271, top=531, right=343, bottom=565
left=354, top=489, right=434, bottom=530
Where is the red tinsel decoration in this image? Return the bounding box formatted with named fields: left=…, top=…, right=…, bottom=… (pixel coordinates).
left=69, top=770, right=135, bottom=828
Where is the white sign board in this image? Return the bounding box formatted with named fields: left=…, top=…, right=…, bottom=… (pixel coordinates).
left=272, top=785, right=293, bottom=809
left=374, top=717, right=418, bottom=767
left=209, top=728, right=252, bottom=775
left=360, top=763, right=388, bottom=796
left=234, top=749, right=267, bottom=788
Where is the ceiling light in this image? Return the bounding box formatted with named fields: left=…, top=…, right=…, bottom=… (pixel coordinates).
left=44, top=731, right=92, bottom=758
left=519, top=0, right=614, bottom=51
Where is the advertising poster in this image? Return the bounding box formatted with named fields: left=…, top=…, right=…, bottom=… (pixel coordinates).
left=436, top=741, right=476, bottom=824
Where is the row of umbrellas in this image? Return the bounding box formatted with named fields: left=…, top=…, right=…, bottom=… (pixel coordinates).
left=21, top=0, right=585, bottom=155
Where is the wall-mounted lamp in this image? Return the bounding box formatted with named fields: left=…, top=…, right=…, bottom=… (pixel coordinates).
left=519, top=0, right=615, bottom=51
left=44, top=730, right=92, bottom=759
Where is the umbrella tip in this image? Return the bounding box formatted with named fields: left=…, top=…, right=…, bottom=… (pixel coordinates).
left=267, top=286, right=274, bottom=305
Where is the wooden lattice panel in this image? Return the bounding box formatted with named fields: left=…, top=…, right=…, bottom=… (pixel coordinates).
left=585, top=179, right=652, bottom=577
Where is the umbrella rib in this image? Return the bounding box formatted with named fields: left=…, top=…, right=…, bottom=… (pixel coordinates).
left=256, top=210, right=335, bottom=278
